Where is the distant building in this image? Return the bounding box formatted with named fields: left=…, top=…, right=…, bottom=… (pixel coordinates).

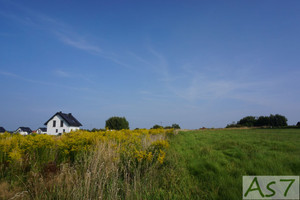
left=44, top=111, right=82, bottom=135
left=36, top=127, right=47, bottom=134
left=0, top=127, right=6, bottom=133
left=15, top=127, right=32, bottom=135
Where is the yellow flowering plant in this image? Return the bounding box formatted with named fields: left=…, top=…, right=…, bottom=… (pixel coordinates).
left=0, top=128, right=173, bottom=180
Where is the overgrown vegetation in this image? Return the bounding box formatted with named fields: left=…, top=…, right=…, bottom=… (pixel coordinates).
left=151, top=123, right=181, bottom=129
left=226, top=114, right=288, bottom=128
left=1, top=128, right=299, bottom=199
left=105, top=116, right=129, bottom=130
left=165, top=128, right=300, bottom=199
left=0, top=129, right=172, bottom=199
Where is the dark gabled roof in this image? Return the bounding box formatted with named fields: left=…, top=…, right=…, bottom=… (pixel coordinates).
left=38, top=127, right=47, bottom=132
left=17, top=127, right=32, bottom=133
left=0, top=127, right=6, bottom=132
left=44, top=112, right=82, bottom=127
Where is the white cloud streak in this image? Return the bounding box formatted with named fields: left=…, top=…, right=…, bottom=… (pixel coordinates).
left=54, top=31, right=102, bottom=54
left=0, top=70, right=94, bottom=92
left=53, top=69, right=96, bottom=84
left=54, top=69, right=71, bottom=77
left=0, top=2, right=131, bottom=69
left=131, top=47, right=299, bottom=107
left=0, top=70, right=19, bottom=78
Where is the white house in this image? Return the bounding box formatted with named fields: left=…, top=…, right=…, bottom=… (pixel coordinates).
left=44, top=111, right=82, bottom=135
left=15, top=127, right=32, bottom=135
left=36, top=127, right=47, bottom=134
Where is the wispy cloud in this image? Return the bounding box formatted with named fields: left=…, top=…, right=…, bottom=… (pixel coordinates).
left=0, top=10, right=36, bottom=26
left=0, top=70, right=94, bottom=92
left=54, top=69, right=71, bottom=77
left=0, top=1, right=131, bottom=69
left=53, top=69, right=96, bottom=84
left=0, top=70, right=19, bottom=78
left=148, top=48, right=173, bottom=82
left=54, top=31, right=102, bottom=54
left=128, top=51, right=153, bottom=67
left=130, top=47, right=295, bottom=106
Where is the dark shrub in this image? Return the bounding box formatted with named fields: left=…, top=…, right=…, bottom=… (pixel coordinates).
left=237, top=116, right=257, bottom=127
left=151, top=124, right=163, bottom=129
left=172, top=124, right=181, bottom=129
left=255, top=116, right=270, bottom=126
left=105, top=116, right=129, bottom=130
left=269, top=114, right=287, bottom=127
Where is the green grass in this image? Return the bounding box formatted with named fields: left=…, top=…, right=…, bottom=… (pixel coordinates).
left=161, top=128, right=300, bottom=200
left=1, top=129, right=299, bottom=199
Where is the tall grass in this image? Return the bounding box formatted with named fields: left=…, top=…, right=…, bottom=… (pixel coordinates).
left=0, top=129, right=172, bottom=199
left=1, top=128, right=299, bottom=199
left=166, top=128, right=300, bottom=199
left=25, top=142, right=120, bottom=199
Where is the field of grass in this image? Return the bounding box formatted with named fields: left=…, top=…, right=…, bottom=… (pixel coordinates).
left=162, top=128, right=300, bottom=199
left=0, top=129, right=172, bottom=199
left=1, top=128, right=299, bottom=199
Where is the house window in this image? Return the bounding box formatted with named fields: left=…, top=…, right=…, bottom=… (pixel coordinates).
left=56, top=129, right=58, bottom=133
left=60, top=120, right=63, bottom=127
left=53, top=120, right=56, bottom=127
left=63, top=129, right=65, bottom=133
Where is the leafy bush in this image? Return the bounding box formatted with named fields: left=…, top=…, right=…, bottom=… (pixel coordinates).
left=269, top=114, right=287, bottom=127
left=233, top=114, right=288, bottom=128
left=226, top=122, right=242, bottom=128
left=255, top=116, right=270, bottom=126
left=172, top=123, right=181, bottom=129
left=151, top=124, right=163, bottom=129
left=237, top=116, right=256, bottom=127
left=105, top=116, right=129, bottom=130
left=155, top=124, right=181, bottom=129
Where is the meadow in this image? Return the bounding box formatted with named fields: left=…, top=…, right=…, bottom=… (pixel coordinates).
left=0, top=129, right=172, bottom=199
left=0, top=128, right=299, bottom=199
left=163, top=128, right=300, bottom=199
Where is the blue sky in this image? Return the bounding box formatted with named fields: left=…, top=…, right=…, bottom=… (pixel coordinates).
left=0, top=0, right=300, bottom=130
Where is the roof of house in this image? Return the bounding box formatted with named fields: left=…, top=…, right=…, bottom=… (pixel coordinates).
left=17, top=127, right=32, bottom=132
left=0, top=127, right=6, bottom=132
left=44, top=111, right=82, bottom=127
left=38, top=127, right=47, bottom=132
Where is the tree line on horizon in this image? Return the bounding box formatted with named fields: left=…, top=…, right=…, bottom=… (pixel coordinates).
left=226, top=114, right=290, bottom=128
left=85, top=116, right=181, bottom=131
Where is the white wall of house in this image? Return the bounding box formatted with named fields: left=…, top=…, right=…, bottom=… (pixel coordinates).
left=46, top=115, right=80, bottom=135
left=68, top=126, right=80, bottom=132
left=36, top=129, right=47, bottom=134
left=16, top=128, right=29, bottom=135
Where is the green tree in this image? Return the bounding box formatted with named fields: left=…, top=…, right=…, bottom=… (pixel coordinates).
left=269, top=114, right=287, bottom=127
left=105, top=116, right=129, bottom=130
left=238, top=116, right=257, bottom=127
left=151, top=124, right=163, bottom=129
left=255, top=116, right=270, bottom=127
left=172, top=123, right=181, bottom=129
